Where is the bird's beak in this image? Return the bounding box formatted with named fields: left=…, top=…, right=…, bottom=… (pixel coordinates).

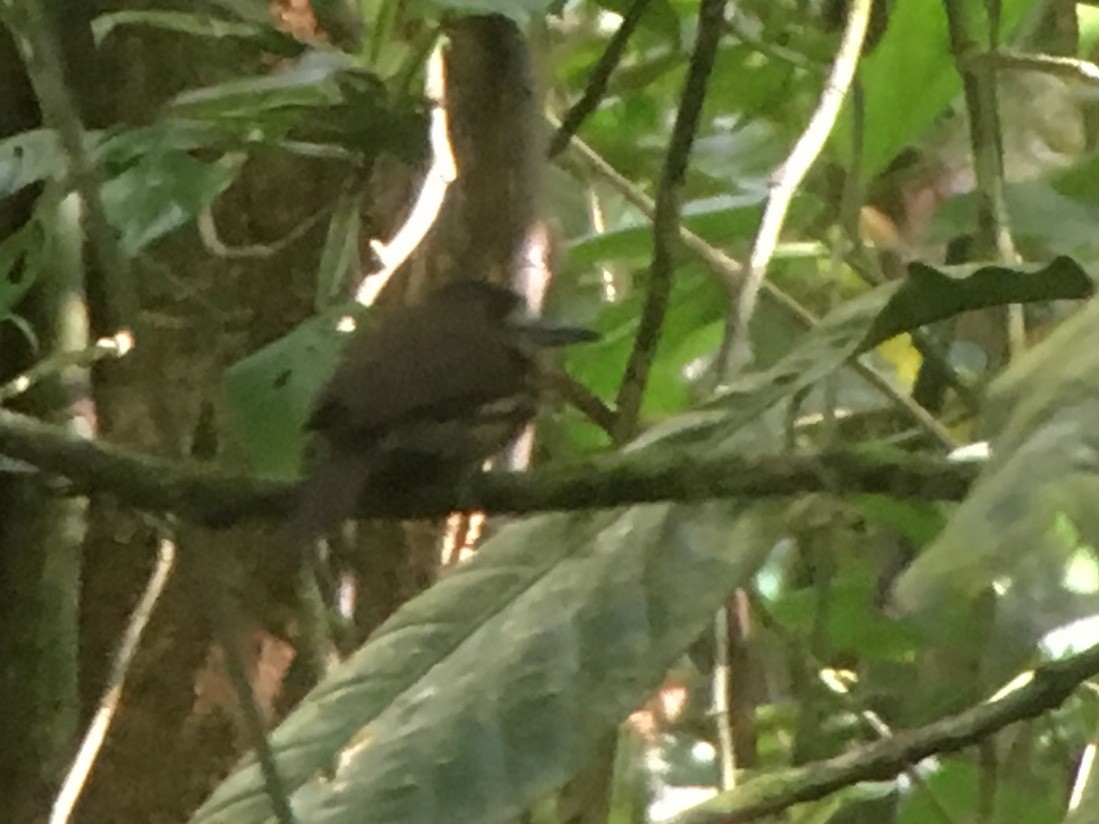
left=509, top=314, right=600, bottom=347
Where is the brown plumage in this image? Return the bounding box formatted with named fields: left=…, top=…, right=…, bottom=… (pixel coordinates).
left=290, top=280, right=595, bottom=541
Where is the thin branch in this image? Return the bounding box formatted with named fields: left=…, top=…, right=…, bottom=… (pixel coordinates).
left=49, top=536, right=176, bottom=824
left=548, top=0, right=654, bottom=158
left=0, top=331, right=133, bottom=402
left=712, top=605, right=736, bottom=790
left=972, top=48, right=1099, bottom=85
left=200, top=557, right=298, bottom=824
left=942, top=1, right=1022, bottom=356
left=613, top=0, right=727, bottom=443
left=671, top=642, right=1099, bottom=824
left=0, top=408, right=977, bottom=526
left=728, top=0, right=872, bottom=373
left=197, top=199, right=330, bottom=260
left=0, top=0, right=135, bottom=337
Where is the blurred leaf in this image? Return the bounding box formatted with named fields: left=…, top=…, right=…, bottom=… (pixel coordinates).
left=164, top=51, right=424, bottom=158
left=855, top=495, right=945, bottom=548
left=190, top=503, right=775, bottom=824
left=899, top=759, right=1060, bottom=824
left=931, top=181, right=1099, bottom=258
left=0, top=218, right=44, bottom=315
left=896, top=294, right=1099, bottom=612
left=100, top=152, right=241, bottom=255
left=166, top=51, right=351, bottom=123
left=592, top=0, right=681, bottom=38
left=415, top=0, right=554, bottom=23
left=92, top=10, right=300, bottom=53
left=833, top=0, right=1032, bottom=177
left=0, top=129, right=67, bottom=199
left=564, top=270, right=727, bottom=415
left=224, top=309, right=358, bottom=477
left=770, top=552, right=919, bottom=662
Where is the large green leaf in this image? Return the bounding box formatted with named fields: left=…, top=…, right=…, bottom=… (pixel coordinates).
left=191, top=503, right=774, bottom=824
left=224, top=309, right=359, bottom=477
left=896, top=293, right=1099, bottom=611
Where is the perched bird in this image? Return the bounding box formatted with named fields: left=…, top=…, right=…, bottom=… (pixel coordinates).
left=290, top=279, right=597, bottom=541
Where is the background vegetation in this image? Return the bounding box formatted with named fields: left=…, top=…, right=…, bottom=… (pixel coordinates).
left=4, top=1, right=1099, bottom=823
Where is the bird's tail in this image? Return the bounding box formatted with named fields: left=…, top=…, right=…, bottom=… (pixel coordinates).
left=289, top=444, right=374, bottom=544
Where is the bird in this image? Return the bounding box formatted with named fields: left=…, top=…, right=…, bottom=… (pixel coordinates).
left=290, top=279, right=597, bottom=541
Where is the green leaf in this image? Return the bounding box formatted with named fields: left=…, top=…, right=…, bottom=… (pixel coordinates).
left=567, top=194, right=771, bottom=270
left=0, top=129, right=67, bottom=199
left=896, top=293, right=1099, bottom=611
left=564, top=270, right=728, bottom=416
left=190, top=503, right=775, bottom=824
left=832, top=0, right=1032, bottom=177
left=100, top=152, right=241, bottom=255
left=855, top=495, right=945, bottom=548
left=224, top=309, right=358, bottom=478
left=91, top=10, right=295, bottom=50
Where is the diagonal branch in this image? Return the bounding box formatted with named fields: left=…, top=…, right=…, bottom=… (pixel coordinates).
left=671, top=642, right=1099, bottom=823
left=548, top=0, right=654, bottom=158
left=613, top=0, right=727, bottom=443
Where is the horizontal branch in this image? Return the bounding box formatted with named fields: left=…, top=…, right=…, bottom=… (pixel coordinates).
left=0, top=409, right=977, bottom=527
left=673, top=643, right=1099, bottom=823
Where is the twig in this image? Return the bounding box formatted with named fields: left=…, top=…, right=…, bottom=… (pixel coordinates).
left=728, top=0, right=872, bottom=373
left=48, top=536, right=176, bottom=824
left=972, top=48, right=1099, bottom=85
left=355, top=38, right=455, bottom=306
left=0, top=331, right=134, bottom=402
left=612, top=0, right=727, bottom=443
left=0, top=407, right=977, bottom=525
left=548, top=0, right=654, bottom=158
left=671, top=642, right=1099, bottom=824
left=201, top=571, right=298, bottom=824
left=544, top=366, right=617, bottom=435
left=712, top=605, right=736, bottom=790
left=557, top=133, right=745, bottom=294
left=942, top=1, right=1022, bottom=357
left=0, top=0, right=135, bottom=336
left=197, top=200, right=330, bottom=260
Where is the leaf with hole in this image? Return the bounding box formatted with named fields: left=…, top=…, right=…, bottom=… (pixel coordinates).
left=224, top=309, right=361, bottom=477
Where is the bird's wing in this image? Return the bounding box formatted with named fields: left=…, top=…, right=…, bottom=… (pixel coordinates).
left=308, top=314, right=530, bottom=437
